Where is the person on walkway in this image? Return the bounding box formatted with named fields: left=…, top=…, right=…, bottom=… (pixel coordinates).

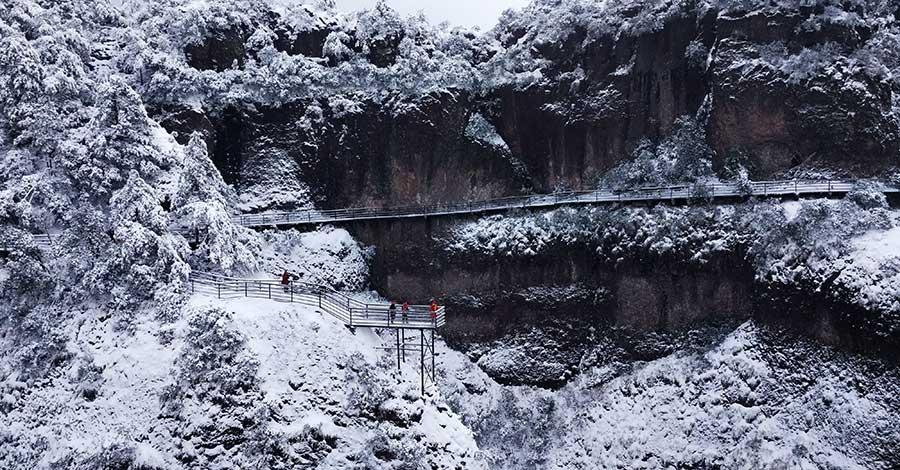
left=429, top=299, right=439, bottom=322
left=389, top=301, right=397, bottom=324
left=401, top=301, right=409, bottom=323
left=281, top=270, right=291, bottom=293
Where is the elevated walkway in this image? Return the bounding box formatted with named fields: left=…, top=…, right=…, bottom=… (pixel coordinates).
left=189, top=271, right=442, bottom=394
left=233, top=180, right=896, bottom=228
left=189, top=272, right=445, bottom=330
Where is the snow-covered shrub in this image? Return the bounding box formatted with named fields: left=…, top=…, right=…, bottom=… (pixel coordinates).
left=685, top=38, right=708, bottom=69
left=162, top=307, right=261, bottom=412
left=49, top=443, right=165, bottom=470
left=357, top=426, right=427, bottom=470
left=603, top=116, right=714, bottom=188
left=0, top=227, right=54, bottom=306
left=161, top=307, right=271, bottom=466
left=845, top=181, right=889, bottom=209
left=260, top=226, right=371, bottom=290
left=744, top=198, right=892, bottom=284
left=344, top=353, right=396, bottom=419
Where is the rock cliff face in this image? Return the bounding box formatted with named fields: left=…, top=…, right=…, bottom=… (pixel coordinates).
left=148, top=1, right=900, bottom=374
left=159, top=3, right=900, bottom=210
left=345, top=209, right=900, bottom=369
left=159, top=92, right=525, bottom=211
left=347, top=216, right=755, bottom=342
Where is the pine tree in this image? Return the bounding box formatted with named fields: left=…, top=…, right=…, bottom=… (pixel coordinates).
left=110, top=170, right=167, bottom=233
left=64, top=76, right=166, bottom=198
left=172, top=133, right=231, bottom=210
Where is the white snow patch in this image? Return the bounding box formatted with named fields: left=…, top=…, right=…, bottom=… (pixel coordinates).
left=849, top=225, right=900, bottom=270
left=781, top=200, right=802, bottom=221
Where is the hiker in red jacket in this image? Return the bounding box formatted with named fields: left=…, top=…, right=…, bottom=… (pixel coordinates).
left=281, top=270, right=291, bottom=293
left=429, top=299, right=439, bottom=321
left=401, top=301, right=409, bottom=323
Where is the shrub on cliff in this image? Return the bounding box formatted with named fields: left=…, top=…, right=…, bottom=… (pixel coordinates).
left=603, top=116, right=714, bottom=188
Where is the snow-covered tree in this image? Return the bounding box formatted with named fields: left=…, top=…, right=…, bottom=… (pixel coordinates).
left=173, top=133, right=259, bottom=275
left=110, top=170, right=167, bottom=233
left=172, top=133, right=231, bottom=209
left=64, top=77, right=166, bottom=198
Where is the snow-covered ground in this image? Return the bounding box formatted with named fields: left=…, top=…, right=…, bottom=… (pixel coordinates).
left=0, top=295, right=484, bottom=469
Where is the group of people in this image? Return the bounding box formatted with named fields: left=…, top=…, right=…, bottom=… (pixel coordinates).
left=280, top=270, right=440, bottom=324
left=388, top=299, right=439, bottom=324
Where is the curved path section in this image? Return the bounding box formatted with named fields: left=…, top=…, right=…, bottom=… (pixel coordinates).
left=234, top=180, right=897, bottom=228
left=189, top=272, right=445, bottom=330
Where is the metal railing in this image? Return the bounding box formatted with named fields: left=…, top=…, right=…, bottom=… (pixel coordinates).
left=4, top=180, right=895, bottom=252
left=189, top=271, right=446, bottom=329
left=232, top=179, right=895, bottom=228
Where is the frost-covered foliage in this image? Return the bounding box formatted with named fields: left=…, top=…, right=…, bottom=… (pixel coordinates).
left=0, top=295, right=484, bottom=469
left=603, top=116, right=715, bottom=188
left=173, top=134, right=260, bottom=275
left=465, top=113, right=510, bottom=153
left=439, top=321, right=900, bottom=469
left=259, top=226, right=372, bottom=290
left=160, top=307, right=272, bottom=467
left=123, top=0, right=483, bottom=109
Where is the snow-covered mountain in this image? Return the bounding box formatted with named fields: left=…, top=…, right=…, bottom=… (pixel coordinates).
left=1, top=0, right=900, bottom=468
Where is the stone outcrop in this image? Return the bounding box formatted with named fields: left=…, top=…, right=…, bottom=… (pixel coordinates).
left=159, top=91, right=527, bottom=211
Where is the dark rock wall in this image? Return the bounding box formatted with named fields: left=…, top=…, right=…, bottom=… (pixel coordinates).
left=160, top=7, right=900, bottom=211
left=346, top=216, right=755, bottom=342
left=489, top=14, right=711, bottom=192
left=345, top=213, right=899, bottom=361
left=158, top=91, right=526, bottom=211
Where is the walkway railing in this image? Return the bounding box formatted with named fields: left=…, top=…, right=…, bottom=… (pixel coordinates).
left=189, top=271, right=446, bottom=330
left=232, top=179, right=896, bottom=228
left=4, top=180, right=896, bottom=251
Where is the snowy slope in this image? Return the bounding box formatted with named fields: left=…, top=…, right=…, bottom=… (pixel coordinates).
left=0, top=296, right=483, bottom=469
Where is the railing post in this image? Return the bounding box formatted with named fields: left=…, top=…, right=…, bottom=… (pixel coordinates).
left=420, top=330, right=425, bottom=395
left=290, top=283, right=293, bottom=303
left=244, top=282, right=248, bottom=297
left=318, top=293, right=322, bottom=308
left=431, top=329, right=435, bottom=381
left=217, top=282, right=221, bottom=300
left=191, top=278, right=194, bottom=294
left=268, top=284, right=271, bottom=299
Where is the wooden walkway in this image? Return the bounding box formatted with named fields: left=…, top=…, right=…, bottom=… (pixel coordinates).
left=232, top=180, right=898, bottom=228
left=189, top=272, right=446, bottom=330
